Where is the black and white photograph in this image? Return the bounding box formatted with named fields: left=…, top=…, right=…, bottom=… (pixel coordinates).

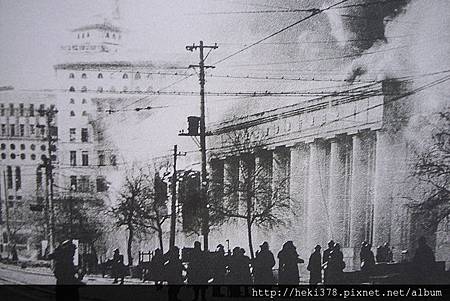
left=0, top=0, right=449, bottom=300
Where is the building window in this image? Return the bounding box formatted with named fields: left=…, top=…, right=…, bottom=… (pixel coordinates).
left=15, top=166, right=21, bottom=190
left=106, top=32, right=109, bottom=38
left=96, top=177, right=108, bottom=192
left=39, top=104, right=45, bottom=116
left=9, top=104, right=14, bottom=116
left=40, top=144, right=46, bottom=151
left=82, top=151, right=89, bottom=166
left=7, top=166, right=13, bottom=189
left=79, top=176, right=90, bottom=192
left=69, top=73, right=75, bottom=78
left=19, top=124, right=25, bottom=137
left=0, top=143, right=5, bottom=150
left=10, top=143, right=15, bottom=150
left=0, top=104, right=4, bottom=116
left=19, top=104, right=24, bottom=116
left=1, top=124, right=6, bottom=136
left=70, top=151, right=77, bottom=166
left=69, top=86, right=75, bottom=92
left=82, top=98, right=87, bottom=104
left=10, top=124, right=15, bottom=136
left=86, top=32, right=90, bottom=37
left=82, top=33, right=85, bottom=38
left=70, top=176, right=77, bottom=191
left=31, top=154, right=36, bottom=160
left=30, top=124, right=35, bottom=136
left=81, top=86, right=87, bottom=92
left=122, top=73, right=128, bottom=79
left=70, top=111, right=75, bottom=117
left=82, top=111, right=88, bottom=116
left=110, top=154, right=117, bottom=166
left=29, top=104, right=34, bottom=116
left=112, top=33, right=116, bottom=39
left=69, top=128, right=76, bottom=142
left=82, top=73, right=87, bottom=79
left=98, top=151, right=105, bottom=166
left=81, top=128, right=88, bottom=142
left=40, top=125, right=46, bottom=137
left=135, top=72, right=141, bottom=80
left=20, top=154, right=25, bottom=160
left=70, top=98, right=75, bottom=104
left=97, top=129, right=104, bottom=142
left=98, top=73, right=103, bottom=79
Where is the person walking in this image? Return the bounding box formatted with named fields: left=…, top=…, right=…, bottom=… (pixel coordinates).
left=111, top=249, right=122, bottom=284
left=412, top=236, right=436, bottom=284
left=322, top=240, right=335, bottom=284
left=165, top=246, right=185, bottom=301
left=307, top=245, right=322, bottom=284
left=187, top=241, right=209, bottom=301
left=277, top=241, right=304, bottom=285
left=327, top=243, right=345, bottom=284
left=149, top=248, right=165, bottom=285
left=253, top=242, right=275, bottom=285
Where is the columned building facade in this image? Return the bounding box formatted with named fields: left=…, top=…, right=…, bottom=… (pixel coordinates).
left=207, top=80, right=426, bottom=270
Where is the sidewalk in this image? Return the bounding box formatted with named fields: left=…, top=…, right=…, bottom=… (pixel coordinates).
left=0, top=262, right=149, bottom=285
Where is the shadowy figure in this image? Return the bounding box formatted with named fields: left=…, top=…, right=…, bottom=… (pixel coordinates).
left=165, top=246, right=185, bottom=301
left=228, top=247, right=251, bottom=284
left=277, top=241, right=304, bottom=285
left=212, top=244, right=228, bottom=297
left=187, top=241, right=209, bottom=301
left=149, top=248, right=165, bottom=285
left=412, top=236, right=436, bottom=284
left=385, top=243, right=393, bottom=262
left=253, top=241, right=275, bottom=285
left=49, top=240, right=82, bottom=301
left=327, top=243, right=345, bottom=284
left=11, top=244, right=18, bottom=262
left=111, top=249, right=124, bottom=284
left=322, top=240, right=335, bottom=284
left=307, top=245, right=322, bottom=284
left=360, top=242, right=375, bottom=278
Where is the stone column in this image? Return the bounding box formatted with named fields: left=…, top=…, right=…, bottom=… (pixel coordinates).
left=328, top=137, right=346, bottom=245
left=209, top=159, right=224, bottom=205
left=289, top=143, right=310, bottom=256
left=372, top=131, right=393, bottom=247
left=223, top=156, right=239, bottom=207
left=306, top=139, right=329, bottom=251
left=272, top=147, right=290, bottom=201
left=349, top=133, right=370, bottom=269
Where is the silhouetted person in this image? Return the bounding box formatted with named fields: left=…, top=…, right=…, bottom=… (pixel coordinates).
left=307, top=245, right=322, bottom=284
left=385, top=243, right=393, bottom=262
left=278, top=241, right=304, bottom=284
left=111, top=249, right=122, bottom=284
left=49, top=240, right=81, bottom=301
left=327, top=243, right=345, bottom=284
left=212, top=244, right=228, bottom=297
left=228, top=247, right=251, bottom=284
left=412, top=237, right=436, bottom=284
left=360, top=242, right=375, bottom=276
left=322, top=240, right=335, bottom=284
left=187, top=241, right=209, bottom=301
left=149, top=248, right=165, bottom=285
left=11, top=244, right=18, bottom=262
left=253, top=242, right=275, bottom=284
left=165, top=246, right=184, bottom=301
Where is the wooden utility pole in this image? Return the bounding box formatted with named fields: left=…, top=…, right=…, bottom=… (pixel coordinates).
left=185, top=41, right=218, bottom=251
left=169, top=145, right=186, bottom=249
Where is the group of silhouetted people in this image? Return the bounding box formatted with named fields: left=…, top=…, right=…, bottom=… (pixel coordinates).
left=306, top=240, right=346, bottom=284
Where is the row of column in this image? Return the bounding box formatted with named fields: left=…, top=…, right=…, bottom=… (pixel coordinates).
left=209, top=130, right=394, bottom=268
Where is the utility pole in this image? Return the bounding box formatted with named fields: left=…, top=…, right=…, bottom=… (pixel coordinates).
left=169, top=145, right=186, bottom=249
left=185, top=41, right=218, bottom=251
left=2, top=170, right=11, bottom=255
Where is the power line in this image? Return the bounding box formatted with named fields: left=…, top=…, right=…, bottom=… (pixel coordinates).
left=212, top=0, right=350, bottom=65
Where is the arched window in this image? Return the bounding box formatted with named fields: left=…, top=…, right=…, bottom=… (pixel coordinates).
left=70, top=98, right=75, bottom=104
left=97, top=87, right=103, bottom=93
left=87, top=32, right=90, bottom=37
left=81, top=86, right=87, bottom=92
left=82, top=111, right=88, bottom=116
left=82, top=98, right=87, bottom=104
left=82, top=33, right=85, bottom=38
left=112, top=33, right=116, bottom=39
left=69, top=73, right=75, bottom=79
left=77, top=34, right=80, bottom=39
left=122, top=73, right=128, bottom=79
left=135, top=72, right=141, bottom=80
left=106, top=32, right=110, bottom=38
left=81, top=73, right=87, bottom=79
left=70, top=111, right=75, bottom=117
left=98, top=73, right=103, bottom=79
left=69, top=86, right=75, bottom=92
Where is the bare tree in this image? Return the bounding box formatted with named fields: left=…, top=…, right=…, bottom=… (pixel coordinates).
left=111, top=168, right=168, bottom=265
left=209, top=129, right=292, bottom=259
left=408, top=110, right=450, bottom=235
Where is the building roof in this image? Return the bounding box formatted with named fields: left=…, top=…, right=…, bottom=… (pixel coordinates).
left=71, top=23, right=121, bottom=33
left=53, top=60, right=156, bottom=70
